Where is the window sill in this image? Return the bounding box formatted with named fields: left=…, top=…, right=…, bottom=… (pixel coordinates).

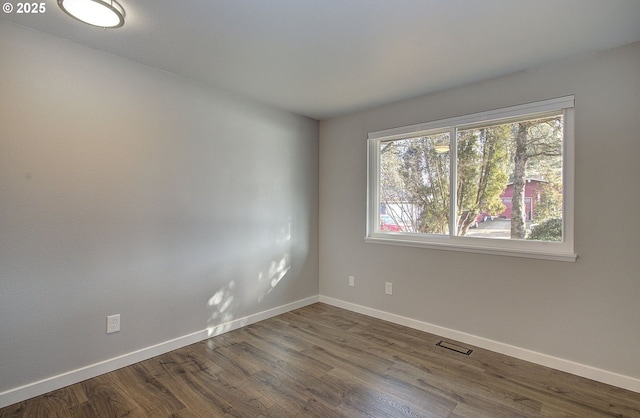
left=364, top=236, right=577, bottom=262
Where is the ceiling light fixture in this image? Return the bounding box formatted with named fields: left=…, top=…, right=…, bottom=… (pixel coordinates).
left=57, top=0, right=125, bottom=28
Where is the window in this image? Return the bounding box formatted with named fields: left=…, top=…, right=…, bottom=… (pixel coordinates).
left=367, top=96, right=576, bottom=262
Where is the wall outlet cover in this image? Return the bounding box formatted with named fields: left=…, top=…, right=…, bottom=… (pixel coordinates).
left=107, top=314, right=120, bottom=334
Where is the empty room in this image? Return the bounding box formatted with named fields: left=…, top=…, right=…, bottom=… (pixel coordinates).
left=2, top=1, right=640, bottom=417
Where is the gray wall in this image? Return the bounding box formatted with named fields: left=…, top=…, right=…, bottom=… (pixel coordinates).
left=0, top=21, right=318, bottom=393
left=319, top=42, right=640, bottom=379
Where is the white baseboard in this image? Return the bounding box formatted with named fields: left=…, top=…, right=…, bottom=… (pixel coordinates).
left=5, top=293, right=637, bottom=409
left=319, top=295, right=640, bottom=394
left=0, top=295, right=319, bottom=409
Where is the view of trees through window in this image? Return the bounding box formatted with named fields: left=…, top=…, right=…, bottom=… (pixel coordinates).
left=378, top=113, right=563, bottom=241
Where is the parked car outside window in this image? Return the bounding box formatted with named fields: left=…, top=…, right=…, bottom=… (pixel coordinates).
left=380, top=214, right=402, bottom=232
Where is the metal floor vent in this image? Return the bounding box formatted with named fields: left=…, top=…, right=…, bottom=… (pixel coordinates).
left=436, top=340, right=473, bottom=356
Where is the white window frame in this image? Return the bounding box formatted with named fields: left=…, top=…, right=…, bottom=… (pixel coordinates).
left=366, top=96, right=576, bottom=262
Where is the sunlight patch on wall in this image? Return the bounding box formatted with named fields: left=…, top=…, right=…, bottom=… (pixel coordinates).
left=256, top=219, right=292, bottom=303
left=257, top=253, right=291, bottom=303
left=206, top=280, right=236, bottom=337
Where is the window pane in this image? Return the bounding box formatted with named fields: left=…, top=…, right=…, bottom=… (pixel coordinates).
left=456, top=114, right=563, bottom=241
left=379, top=133, right=450, bottom=235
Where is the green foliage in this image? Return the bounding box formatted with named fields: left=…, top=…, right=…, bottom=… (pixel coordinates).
left=379, top=134, right=451, bottom=234
left=527, top=218, right=562, bottom=241
left=535, top=183, right=563, bottom=220
left=399, top=135, right=451, bottom=234
left=456, top=125, right=509, bottom=235
left=509, top=116, right=563, bottom=238
left=379, top=115, right=563, bottom=238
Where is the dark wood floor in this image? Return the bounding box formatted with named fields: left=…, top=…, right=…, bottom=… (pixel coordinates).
left=2, top=303, right=640, bottom=417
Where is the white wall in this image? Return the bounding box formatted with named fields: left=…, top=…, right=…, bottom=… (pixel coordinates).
left=0, top=21, right=318, bottom=397
left=320, top=42, right=640, bottom=384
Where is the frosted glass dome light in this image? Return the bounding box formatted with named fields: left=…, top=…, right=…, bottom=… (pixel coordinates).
left=58, top=0, right=125, bottom=28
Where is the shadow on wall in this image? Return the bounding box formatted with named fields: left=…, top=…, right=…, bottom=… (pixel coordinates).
left=206, top=219, right=292, bottom=339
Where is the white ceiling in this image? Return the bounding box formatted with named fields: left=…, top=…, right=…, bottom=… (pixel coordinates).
left=4, top=0, right=640, bottom=119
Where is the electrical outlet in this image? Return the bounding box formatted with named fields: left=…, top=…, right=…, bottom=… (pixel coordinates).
left=385, top=282, right=393, bottom=295
left=106, top=314, right=120, bottom=334
left=348, top=276, right=355, bottom=287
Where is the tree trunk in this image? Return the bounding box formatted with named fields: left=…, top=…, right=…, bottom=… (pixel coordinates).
left=511, top=123, right=529, bottom=239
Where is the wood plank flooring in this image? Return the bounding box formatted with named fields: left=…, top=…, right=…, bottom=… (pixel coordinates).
left=2, top=303, right=640, bottom=417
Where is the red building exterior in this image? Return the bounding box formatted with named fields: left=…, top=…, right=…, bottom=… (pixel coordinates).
left=498, top=179, right=546, bottom=220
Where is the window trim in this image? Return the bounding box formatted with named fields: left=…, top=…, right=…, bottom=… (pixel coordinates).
left=366, top=96, right=576, bottom=262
